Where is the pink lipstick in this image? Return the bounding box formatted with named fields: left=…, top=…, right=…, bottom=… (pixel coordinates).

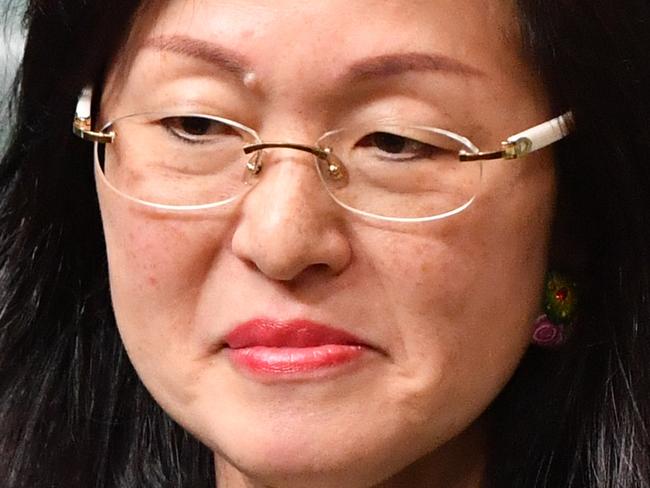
left=225, top=318, right=369, bottom=376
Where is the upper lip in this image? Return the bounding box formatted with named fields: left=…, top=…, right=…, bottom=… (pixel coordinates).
left=225, top=318, right=370, bottom=349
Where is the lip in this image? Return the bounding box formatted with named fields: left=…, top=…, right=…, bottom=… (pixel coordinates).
left=223, top=318, right=373, bottom=377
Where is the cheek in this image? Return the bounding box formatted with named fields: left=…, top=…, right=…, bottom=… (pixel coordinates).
left=381, top=156, right=554, bottom=329
left=97, top=185, right=231, bottom=391
left=358, top=159, right=555, bottom=420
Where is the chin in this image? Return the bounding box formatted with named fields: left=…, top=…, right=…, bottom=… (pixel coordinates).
left=214, top=440, right=409, bottom=488
left=187, top=402, right=459, bottom=488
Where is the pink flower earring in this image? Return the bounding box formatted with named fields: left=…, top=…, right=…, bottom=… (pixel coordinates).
left=532, top=272, right=578, bottom=347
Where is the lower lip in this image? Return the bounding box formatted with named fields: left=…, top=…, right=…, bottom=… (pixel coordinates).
left=227, top=345, right=366, bottom=376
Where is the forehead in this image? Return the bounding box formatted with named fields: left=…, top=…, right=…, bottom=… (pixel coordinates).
left=122, top=0, right=520, bottom=80
left=103, top=0, right=549, bottom=136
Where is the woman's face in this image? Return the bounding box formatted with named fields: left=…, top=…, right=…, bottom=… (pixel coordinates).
left=99, top=0, right=555, bottom=486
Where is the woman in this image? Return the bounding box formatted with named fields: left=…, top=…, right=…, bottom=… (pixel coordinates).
left=0, top=0, right=648, bottom=487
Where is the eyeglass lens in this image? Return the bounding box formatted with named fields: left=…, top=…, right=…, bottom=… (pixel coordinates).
left=98, top=113, right=482, bottom=219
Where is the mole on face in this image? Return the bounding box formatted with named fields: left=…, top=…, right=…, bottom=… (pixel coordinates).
left=243, top=71, right=258, bottom=90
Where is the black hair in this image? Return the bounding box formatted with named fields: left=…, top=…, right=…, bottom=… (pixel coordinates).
left=0, top=1, right=648, bottom=487
left=0, top=1, right=215, bottom=486
left=490, top=0, right=650, bottom=486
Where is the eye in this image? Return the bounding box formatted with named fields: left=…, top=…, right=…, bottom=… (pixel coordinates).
left=160, top=116, right=238, bottom=143
left=356, top=132, right=440, bottom=161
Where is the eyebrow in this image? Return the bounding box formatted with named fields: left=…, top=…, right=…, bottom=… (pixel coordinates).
left=144, top=35, right=250, bottom=77
left=144, top=35, right=484, bottom=84
left=343, top=52, right=485, bottom=83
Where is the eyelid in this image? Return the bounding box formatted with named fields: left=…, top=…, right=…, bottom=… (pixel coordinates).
left=157, top=115, right=233, bottom=145
left=358, top=126, right=461, bottom=151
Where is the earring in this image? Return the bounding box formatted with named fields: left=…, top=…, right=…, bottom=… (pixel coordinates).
left=532, top=272, right=578, bottom=347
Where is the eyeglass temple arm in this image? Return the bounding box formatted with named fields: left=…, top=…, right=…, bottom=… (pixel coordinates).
left=459, top=112, right=574, bottom=162
left=72, top=86, right=115, bottom=144
left=72, top=84, right=573, bottom=158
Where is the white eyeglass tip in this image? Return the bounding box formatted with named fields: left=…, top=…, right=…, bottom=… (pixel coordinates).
left=75, top=85, right=93, bottom=120
left=506, top=111, right=574, bottom=154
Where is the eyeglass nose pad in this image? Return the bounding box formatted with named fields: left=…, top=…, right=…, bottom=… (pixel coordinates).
left=317, top=148, right=348, bottom=188
left=244, top=151, right=263, bottom=184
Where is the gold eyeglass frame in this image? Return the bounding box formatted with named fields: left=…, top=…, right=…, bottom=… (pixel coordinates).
left=72, top=85, right=574, bottom=221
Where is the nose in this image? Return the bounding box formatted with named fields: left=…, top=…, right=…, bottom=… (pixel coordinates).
left=231, top=148, right=352, bottom=281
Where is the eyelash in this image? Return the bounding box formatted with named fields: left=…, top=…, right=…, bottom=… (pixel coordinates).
left=355, top=132, right=443, bottom=161
left=159, top=116, right=235, bottom=145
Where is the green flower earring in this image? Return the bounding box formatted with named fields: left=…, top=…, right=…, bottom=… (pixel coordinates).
left=532, top=272, right=578, bottom=347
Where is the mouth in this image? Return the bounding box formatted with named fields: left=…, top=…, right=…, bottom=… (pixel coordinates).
left=222, top=318, right=376, bottom=377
